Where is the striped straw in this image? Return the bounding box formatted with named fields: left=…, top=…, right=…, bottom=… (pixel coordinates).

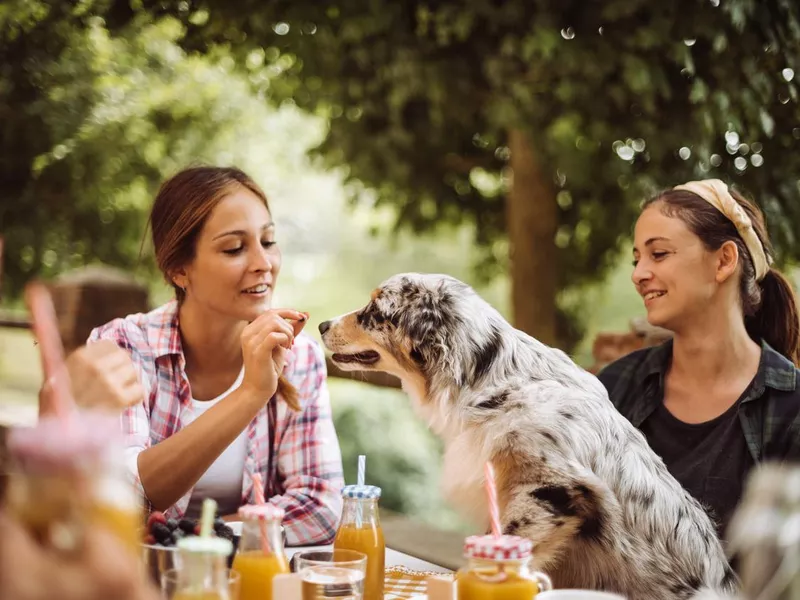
left=252, top=472, right=266, bottom=504
left=356, top=455, right=366, bottom=527
left=251, top=472, right=271, bottom=554
left=484, top=461, right=501, bottom=537
left=25, top=282, right=74, bottom=420
left=357, top=455, right=366, bottom=486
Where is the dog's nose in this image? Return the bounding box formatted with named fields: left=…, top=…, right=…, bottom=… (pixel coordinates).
left=318, top=320, right=332, bottom=336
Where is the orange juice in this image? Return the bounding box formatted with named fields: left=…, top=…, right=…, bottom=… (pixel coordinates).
left=334, top=485, right=385, bottom=600
left=6, top=411, right=142, bottom=552
left=232, top=550, right=290, bottom=600
left=234, top=503, right=288, bottom=600
left=333, top=523, right=385, bottom=600
left=172, top=593, right=225, bottom=600
left=91, top=502, right=142, bottom=554
left=456, top=535, right=551, bottom=600
left=456, top=568, right=539, bottom=600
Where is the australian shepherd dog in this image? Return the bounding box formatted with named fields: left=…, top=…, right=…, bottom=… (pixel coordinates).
left=319, top=273, right=737, bottom=600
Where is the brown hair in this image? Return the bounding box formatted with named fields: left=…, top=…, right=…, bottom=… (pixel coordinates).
left=149, top=165, right=300, bottom=409
left=645, top=187, right=800, bottom=366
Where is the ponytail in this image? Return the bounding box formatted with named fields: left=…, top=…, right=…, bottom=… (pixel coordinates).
left=746, top=268, right=800, bottom=366
left=277, top=375, right=301, bottom=411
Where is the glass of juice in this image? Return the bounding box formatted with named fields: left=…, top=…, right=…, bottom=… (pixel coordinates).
left=231, top=503, right=289, bottom=600
left=333, top=485, right=385, bottom=600
left=456, top=535, right=552, bottom=600
left=5, top=411, right=142, bottom=553
left=295, top=549, right=367, bottom=600
left=165, top=536, right=237, bottom=599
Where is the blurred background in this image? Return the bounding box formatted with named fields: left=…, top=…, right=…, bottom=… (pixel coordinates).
left=1, top=0, right=800, bottom=558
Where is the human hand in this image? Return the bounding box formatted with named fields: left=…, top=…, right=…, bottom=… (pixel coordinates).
left=240, top=309, right=307, bottom=399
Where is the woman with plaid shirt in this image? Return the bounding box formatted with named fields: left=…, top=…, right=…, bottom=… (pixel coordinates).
left=598, top=180, right=800, bottom=542
left=88, top=166, right=344, bottom=546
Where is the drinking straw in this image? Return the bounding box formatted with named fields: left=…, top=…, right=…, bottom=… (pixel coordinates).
left=484, top=461, right=501, bottom=537
left=356, top=455, right=366, bottom=527
left=25, top=281, right=74, bottom=420
left=252, top=472, right=272, bottom=554
left=199, top=498, right=218, bottom=538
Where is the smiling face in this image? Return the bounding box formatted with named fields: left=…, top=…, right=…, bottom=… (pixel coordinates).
left=172, top=186, right=282, bottom=323
left=632, top=202, right=728, bottom=331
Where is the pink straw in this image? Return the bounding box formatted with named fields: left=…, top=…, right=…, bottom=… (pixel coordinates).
left=252, top=472, right=266, bottom=504
left=251, top=472, right=271, bottom=554
left=484, top=461, right=502, bottom=537
left=25, top=282, right=74, bottom=420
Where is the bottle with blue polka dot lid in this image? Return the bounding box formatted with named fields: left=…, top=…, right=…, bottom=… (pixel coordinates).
left=333, top=455, right=385, bottom=600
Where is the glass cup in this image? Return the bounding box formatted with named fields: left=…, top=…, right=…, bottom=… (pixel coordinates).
left=161, top=568, right=242, bottom=600
left=294, top=549, right=367, bottom=600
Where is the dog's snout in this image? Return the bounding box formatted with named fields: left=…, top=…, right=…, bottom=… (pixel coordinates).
left=318, top=320, right=332, bottom=336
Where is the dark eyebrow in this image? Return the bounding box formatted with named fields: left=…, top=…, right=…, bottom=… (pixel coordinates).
left=212, top=223, right=274, bottom=241
left=632, top=236, right=672, bottom=254
left=644, top=236, right=670, bottom=246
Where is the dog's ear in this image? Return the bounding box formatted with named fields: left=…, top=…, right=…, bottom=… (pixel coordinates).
left=396, top=285, right=462, bottom=383
left=398, top=289, right=444, bottom=351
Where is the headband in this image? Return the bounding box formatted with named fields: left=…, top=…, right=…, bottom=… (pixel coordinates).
left=673, top=179, right=770, bottom=280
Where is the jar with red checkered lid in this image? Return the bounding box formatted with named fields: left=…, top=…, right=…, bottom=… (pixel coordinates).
left=456, top=534, right=552, bottom=600
left=233, top=503, right=289, bottom=600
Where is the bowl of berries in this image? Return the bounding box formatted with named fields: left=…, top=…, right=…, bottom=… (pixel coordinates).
left=141, top=511, right=238, bottom=585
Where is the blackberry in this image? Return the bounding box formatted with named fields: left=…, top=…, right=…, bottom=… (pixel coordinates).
left=178, top=519, right=196, bottom=534
left=166, top=518, right=179, bottom=532
left=152, top=522, right=172, bottom=545
left=216, top=524, right=235, bottom=543
left=213, top=517, right=226, bottom=532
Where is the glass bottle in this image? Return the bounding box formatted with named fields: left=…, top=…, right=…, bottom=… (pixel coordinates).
left=232, top=503, right=290, bottom=600
left=333, top=485, right=385, bottom=600
left=456, top=535, right=552, bottom=600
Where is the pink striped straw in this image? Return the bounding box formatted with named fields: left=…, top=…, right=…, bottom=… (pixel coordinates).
left=252, top=472, right=266, bottom=504
left=484, top=461, right=502, bottom=537
left=251, top=472, right=271, bottom=553
left=25, top=282, right=74, bottom=420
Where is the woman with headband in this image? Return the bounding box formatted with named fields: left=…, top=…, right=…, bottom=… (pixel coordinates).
left=598, top=179, right=800, bottom=542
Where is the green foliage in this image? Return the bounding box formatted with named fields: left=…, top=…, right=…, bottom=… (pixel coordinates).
left=116, top=0, right=800, bottom=298
left=0, top=6, right=301, bottom=297
left=329, top=379, right=464, bottom=526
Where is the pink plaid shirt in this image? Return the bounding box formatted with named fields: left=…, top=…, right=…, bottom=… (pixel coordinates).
left=87, top=301, right=344, bottom=545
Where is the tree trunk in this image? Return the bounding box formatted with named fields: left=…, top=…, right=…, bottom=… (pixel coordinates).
left=506, top=128, right=558, bottom=347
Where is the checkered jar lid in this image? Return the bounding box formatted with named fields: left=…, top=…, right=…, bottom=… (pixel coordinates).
left=238, top=504, right=285, bottom=522
left=463, top=535, right=533, bottom=560
left=342, top=484, right=382, bottom=499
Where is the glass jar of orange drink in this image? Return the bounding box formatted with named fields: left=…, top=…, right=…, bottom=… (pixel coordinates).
left=231, top=503, right=289, bottom=600
left=332, top=485, right=385, bottom=600
left=5, top=411, right=142, bottom=554
left=171, top=536, right=235, bottom=600
left=456, top=535, right=552, bottom=600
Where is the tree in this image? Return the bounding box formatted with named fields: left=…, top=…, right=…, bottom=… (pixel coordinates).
left=0, top=2, right=303, bottom=299
left=112, top=0, right=800, bottom=348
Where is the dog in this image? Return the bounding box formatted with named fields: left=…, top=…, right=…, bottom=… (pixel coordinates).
left=319, top=273, right=737, bottom=600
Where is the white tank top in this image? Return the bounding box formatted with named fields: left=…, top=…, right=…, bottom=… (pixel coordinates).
left=185, top=368, right=249, bottom=519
